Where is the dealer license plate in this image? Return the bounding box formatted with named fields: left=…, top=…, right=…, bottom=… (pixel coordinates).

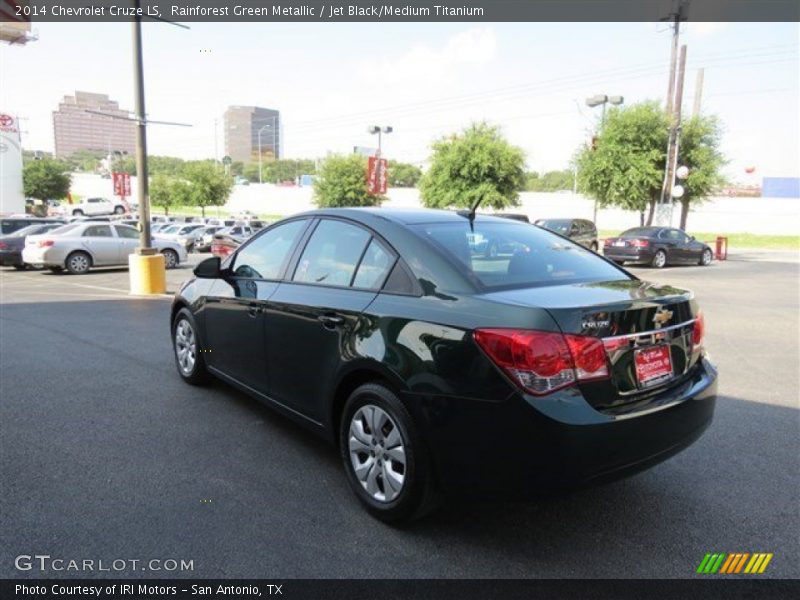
left=634, top=345, right=673, bottom=388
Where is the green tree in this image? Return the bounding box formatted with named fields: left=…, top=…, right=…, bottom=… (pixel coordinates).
left=149, top=173, right=191, bottom=216
left=419, top=122, right=526, bottom=210
left=313, top=154, right=384, bottom=208
left=675, top=115, right=726, bottom=229
left=576, top=102, right=669, bottom=225
left=181, top=162, right=233, bottom=217
left=388, top=161, right=422, bottom=187
left=111, top=156, right=137, bottom=175
left=526, top=169, right=575, bottom=192
left=23, top=158, right=72, bottom=202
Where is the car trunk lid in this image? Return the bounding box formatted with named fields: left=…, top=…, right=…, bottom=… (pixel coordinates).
left=481, top=279, right=700, bottom=410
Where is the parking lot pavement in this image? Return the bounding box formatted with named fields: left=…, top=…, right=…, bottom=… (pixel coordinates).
left=0, top=253, right=797, bottom=578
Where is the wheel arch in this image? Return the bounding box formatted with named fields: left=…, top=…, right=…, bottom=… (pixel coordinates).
left=65, top=248, right=94, bottom=269
left=329, top=362, right=409, bottom=447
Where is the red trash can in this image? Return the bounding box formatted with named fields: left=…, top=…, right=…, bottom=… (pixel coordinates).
left=715, top=236, right=728, bottom=261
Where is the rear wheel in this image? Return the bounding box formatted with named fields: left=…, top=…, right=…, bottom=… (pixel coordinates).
left=651, top=249, right=667, bottom=269
left=172, top=308, right=211, bottom=385
left=113, top=206, right=125, bottom=215
left=340, top=383, right=440, bottom=523
left=700, top=248, right=713, bottom=266
left=65, top=251, right=91, bottom=274
left=162, top=248, right=179, bottom=269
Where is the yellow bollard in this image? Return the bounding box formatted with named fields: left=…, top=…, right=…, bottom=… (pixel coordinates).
left=128, top=253, right=167, bottom=295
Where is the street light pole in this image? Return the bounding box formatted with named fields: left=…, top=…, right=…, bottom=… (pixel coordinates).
left=367, top=125, right=393, bottom=157
left=131, top=6, right=152, bottom=252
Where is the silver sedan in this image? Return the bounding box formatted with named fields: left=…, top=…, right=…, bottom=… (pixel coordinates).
left=22, top=222, right=187, bottom=274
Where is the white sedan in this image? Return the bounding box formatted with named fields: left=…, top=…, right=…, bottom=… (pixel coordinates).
left=22, top=222, right=187, bottom=274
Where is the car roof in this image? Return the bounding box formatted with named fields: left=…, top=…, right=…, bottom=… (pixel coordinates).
left=291, top=207, right=520, bottom=226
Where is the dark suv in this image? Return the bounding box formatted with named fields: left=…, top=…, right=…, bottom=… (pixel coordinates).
left=535, top=218, right=598, bottom=251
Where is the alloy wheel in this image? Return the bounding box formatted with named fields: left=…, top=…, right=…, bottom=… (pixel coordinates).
left=174, top=318, right=197, bottom=375
left=702, top=249, right=712, bottom=265
left=654, top=251, right=666, bottom=268
left=348, top=404, right=406, bottom=503
left=163, top=250, right=178, bottom=269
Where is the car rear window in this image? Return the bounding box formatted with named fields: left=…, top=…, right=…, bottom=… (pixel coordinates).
left=413, top=220, right=629, bottom=290
left=621, top=228, right=658, bottom=238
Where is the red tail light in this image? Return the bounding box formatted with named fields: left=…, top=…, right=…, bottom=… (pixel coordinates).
left=603, top=238, right=614, bottom=246
left=0, top=242, right=7, bottom=250
left=630, top=239, right=649, bottom=248
left=474, top=329, right=609, bottom=396
left=37, top=239, right=55, bottom=248
left=692, top=311, right=705, bottom=350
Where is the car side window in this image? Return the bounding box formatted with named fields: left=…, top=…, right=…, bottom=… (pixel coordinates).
left=353, top=239, right=395, bottom=289
left=115, top=226, right=139, bottom=239
left=293, top=220, right=370, bottom=287
left=232, top=219, right=307, bottom=280
left=83, top=225, right=113, bottom=237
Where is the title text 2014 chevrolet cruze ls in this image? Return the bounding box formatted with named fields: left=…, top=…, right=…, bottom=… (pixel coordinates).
left=171, top=209, right=717, bottom=522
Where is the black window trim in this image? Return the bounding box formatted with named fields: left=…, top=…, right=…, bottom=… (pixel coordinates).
left=285, top=216, right=399, bottom=293
left=226, top=217, right=313, bottom=282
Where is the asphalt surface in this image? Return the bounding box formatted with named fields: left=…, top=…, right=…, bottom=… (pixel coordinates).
left=1, top=251, right=798, bottom=579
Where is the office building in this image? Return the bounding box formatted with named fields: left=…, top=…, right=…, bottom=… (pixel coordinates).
left=224, top=106, right=280, bottom=163
left=53, top=91, right=135, bottom=157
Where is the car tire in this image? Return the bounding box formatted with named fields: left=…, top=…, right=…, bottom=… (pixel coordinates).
left=651, top=249, right=667, bottom=269
left=700, top=248, right=713, bottom=266
left=113, top=206, right=125, bottom=215
left=12, top=264, right=26, bottom=271
left=72, top=209, right=84, bottom=216
left=65, top=251, right=91, bottom=274
left=172, top=308, right=211, bottom=385
left=340, top=382, right=441, bottom=523
left=162, top=248, right=179, bottom=269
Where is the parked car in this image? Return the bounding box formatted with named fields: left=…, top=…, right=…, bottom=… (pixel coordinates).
left=1, top=216, right=65, bottom=236
left=154, top=223, right=205, bottom=251
left=195, top=226, right=224, bottom=252
left=535, top=218, right=599, bottom=251
left=170, top=208, right=717, bottom=522
left=603, top=227, right=713, bottom=268
left=0, top=222, right=66, bottom=269
left=216, top=225, right=255, bottom=244
left=60, top=197, right=128, bottom=217
left=23, top=222, right=187, bottom=274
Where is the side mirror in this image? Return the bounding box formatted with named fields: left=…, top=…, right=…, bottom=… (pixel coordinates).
left=193, top=256, right=222, bottom=278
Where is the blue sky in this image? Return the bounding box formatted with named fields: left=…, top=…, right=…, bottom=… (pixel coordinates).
left=1, top=21, right=797, bottom=180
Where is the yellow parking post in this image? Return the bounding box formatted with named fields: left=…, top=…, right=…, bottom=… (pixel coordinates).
left=128, top=252, right=166, bottom=295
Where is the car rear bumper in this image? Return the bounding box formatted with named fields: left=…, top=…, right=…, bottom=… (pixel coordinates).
left=0, top=251, right=23, bottom=266
left=603, top=247, right=655, bottom=263
left=405, top=356, right=718, bottom=496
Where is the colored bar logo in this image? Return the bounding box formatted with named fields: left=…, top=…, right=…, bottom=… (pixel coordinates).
left=696, top=553, right=773, bottom=574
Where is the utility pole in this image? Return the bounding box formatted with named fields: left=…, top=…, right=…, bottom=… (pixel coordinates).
left=693, top=68, right=705, bottom=117
left=659, top=44, right=688, bottom=222
left=131, top=6, right=153, bottom=253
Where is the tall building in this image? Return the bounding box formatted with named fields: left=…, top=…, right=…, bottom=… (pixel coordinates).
left=224, top=106, right=281, bottom=163
left=53, top=91, right=136, bottom=157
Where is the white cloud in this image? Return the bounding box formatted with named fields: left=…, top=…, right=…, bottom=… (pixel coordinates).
left=358, top=27, right=497, bottom=85
left=686, top=22, right=729, bottom=37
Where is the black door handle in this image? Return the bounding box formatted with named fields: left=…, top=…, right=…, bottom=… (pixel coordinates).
left=318, top=314, right=344, bottom=327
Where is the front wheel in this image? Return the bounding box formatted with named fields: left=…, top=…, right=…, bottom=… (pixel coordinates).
left=162, top=249, right=179, bottom=269
left=172, top=308, right=211, bottom=385
left=113, top=206, right=125, bottom=215
left=700, top=248, right=713, bottom=266
left=651, top=249, right=667, bottom=269
left=340, top=383, right=440, bottom=523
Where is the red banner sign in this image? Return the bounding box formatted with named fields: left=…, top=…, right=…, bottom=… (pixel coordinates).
left=112, top=171, right=131, bottom=198
left=366, top=156, right=388, bottom=195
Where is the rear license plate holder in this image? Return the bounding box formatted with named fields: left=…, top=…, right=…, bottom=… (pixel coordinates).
left=634, top=344, right=674, bottom=388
